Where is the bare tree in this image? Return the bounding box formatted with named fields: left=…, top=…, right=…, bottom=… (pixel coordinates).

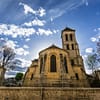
left=86, top=54, right=98, bottom=74
left=0, top=46, right=16, bottom=85
left=86, top=38, right=100, bottom=75
left=96, top=38, right=100, bottom=62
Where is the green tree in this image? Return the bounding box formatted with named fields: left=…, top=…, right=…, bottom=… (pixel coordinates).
left=15, top=72, right=23, bottom=81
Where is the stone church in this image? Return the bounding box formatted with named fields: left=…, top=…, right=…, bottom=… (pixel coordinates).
left=23, top=27, right=89, bottom=87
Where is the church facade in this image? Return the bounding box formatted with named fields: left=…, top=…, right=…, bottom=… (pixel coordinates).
left=23, top=27, right=89, bottom=87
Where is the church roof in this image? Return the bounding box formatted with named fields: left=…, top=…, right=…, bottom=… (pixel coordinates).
left=62, top=27, right=75, bottom=32
left=39, top=44, right=68, bottom=54
left=61, top=27, right=75, bottom=38
left=32, top=59, right=38, bottom=62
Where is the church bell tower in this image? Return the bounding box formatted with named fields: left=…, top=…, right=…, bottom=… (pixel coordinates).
left=61, top=27, right=83, bottom=67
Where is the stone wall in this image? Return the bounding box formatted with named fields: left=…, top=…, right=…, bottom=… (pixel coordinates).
left=0, top=87, right=100, bottom=100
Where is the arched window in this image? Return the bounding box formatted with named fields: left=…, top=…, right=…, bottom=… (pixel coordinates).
left=66, top=44, right=69, bottom=50
left=30, top=74, right=33, bottom=80
left=65, top=34, right=68, bottom=41
left=72, top=44, right=74, bottom=50
left=40, top=57, right=43, bottom=73
left=64, top=57, right=68, bottom=73
left=75, top=73, right=79, bottom=80
left=50, top=55, right=56, bottom=72
left=71, top=59, right=74, bottom=66
left=70, top=34, right=73, bottom=41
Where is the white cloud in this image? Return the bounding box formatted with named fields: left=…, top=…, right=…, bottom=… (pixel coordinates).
left=19, top=2, right=37, bottom=15
left=85, top=48, right=93, bottom=53
left=23, top=18, right=46, bottom=27
left=5, top=40, right=17, bottom=49
left=90, top=37, right=97, bottom=42
left=19, top=2, right=46, bottom=17
left=0, top=24, right=36, bottom=38
left=15, top=47, right=29, bottom=56
left=36, top=29, right=59, bottom=36
left=0, top=23, right=57, bottom=37
left=0, top=38, right=29, bottom=56
left=32, top=18, right=46, bottom=26
left=37, top=28, right=53, bottom=36
left=25, top=38, right=30, bottom=42
left=16, top=58, right=31, bottom=68
left=23, top=22, right=32, bottom=27
left=23, top=45, right=29, bottom=49
left=38, top=7, right=46, bottom=17
left=53, top=29, right=59, bottom=34
left=93, top=28, right=100, bottom=39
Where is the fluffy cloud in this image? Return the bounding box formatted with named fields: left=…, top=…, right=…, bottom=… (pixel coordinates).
left=90, top=37, right=97, bottom=42
left=91, top=28, right=100, bottom=42
left=53, top=29, right=59, bottom=34
left=85, top=48, right=94, bottom=53
left=36, top=28, right=59, bottom=35
left=0, top=24, right=36, bottom=38
left=19, top=2, right=37, bottom=15
left=23, top=18, right=46, bottom=27
left=37, top=28, right=53, bottom=35
left=17, top=58, right=31, bottom=67
left=0, top=23, right=57, bottom=37
left=23, top=45, right=29, bottom=49
left=0, top=38, right=19, bottom=50
left=19, top=2, right=46, bottom=17
left=5, top=40, right=17, bottom=49
left=94, top=28, right=100, bottom=36
left=38, top=7, right=46, bottom=17
left=0, top=38, right=29, bottom=56
left=15, top=47, right=29, bottom=56
left=25, top=38, right=30, bottom=42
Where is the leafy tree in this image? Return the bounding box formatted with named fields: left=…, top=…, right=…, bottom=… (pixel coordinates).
left=15, top=72, right=23, bottom=81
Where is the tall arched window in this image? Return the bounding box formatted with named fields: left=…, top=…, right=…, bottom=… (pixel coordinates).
left=64, top=57, right=68, bottom=73
left=40, top=57, right=43, bottom=73
left=30, top=74, right=33, bottom=80
left=50, top=55, right=56, bottom=72
left=70, top=34, right=73, bottom=41
left=65, top=34, right=68, bottom=41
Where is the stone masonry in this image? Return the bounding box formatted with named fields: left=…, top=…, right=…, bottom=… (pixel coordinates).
left=0, top=87, right=100, bottom=100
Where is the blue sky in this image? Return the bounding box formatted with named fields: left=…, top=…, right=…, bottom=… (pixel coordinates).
left=0, top=0, right=100, bottom=77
